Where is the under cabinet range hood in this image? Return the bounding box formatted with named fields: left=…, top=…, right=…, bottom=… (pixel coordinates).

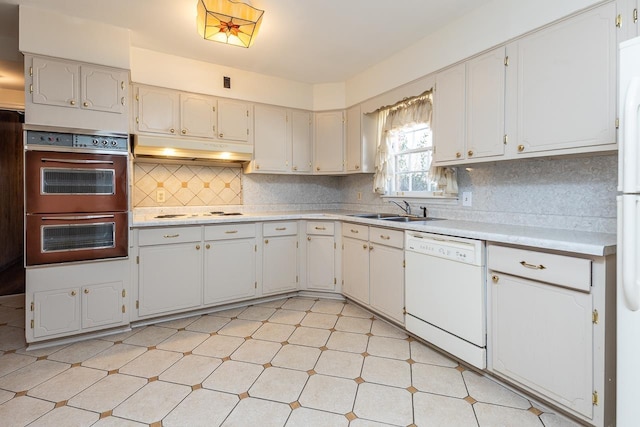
left=133, top=135, right=253, bottom=163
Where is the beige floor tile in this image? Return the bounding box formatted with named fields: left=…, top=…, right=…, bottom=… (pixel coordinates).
left=47, top=339, right=113, bottom=364
left=341, top=303, right=373, bottom=319
left=285, top=407, right=349, bottom=427
left=28, top=405, right=98, bottom=427
left=0, top=352, right=36, bottom=377
left=28, top=366, right=106, bottom=402
left=353, top=382, right=413, bottom=426
left=221, top=397, right=291, bottom=427
left=539, top=412, right=583, bottom=426
left=367, top=336, right=410, bottom=360
left=156, top=315, right=200, bottom=330
left=326, top=331, right=369, bottom=353
left=231, top=339, right=281, bottom=364
left=210, top=307, right=246, bottom=318
left=474, top=402, right=544, bottom=427
left=410, top=341, right=458, bottom=368
left=310, top=299, right=345, bottom=314
left=0, top=326, right=26, bottom=351
left=314, top=350, right=364, bottom=379
left=249, top=366, right=309, bottom=403
left=462, top=370, right=531, bottom=409
left=119, top=349, right=182, bottom=378
left=268, top=309, right=306, bottom=325
left=362, top=356, right=411, bottom=388
left=413, top=391, right=478, bottom=427
left=0, top=389, right=13, bottom=405
left=67, top=373, right=147, bottom=413
left=98, top=328, right=140, bottom=342
left=349, top=419, right=397, bottom=427
left=0, top=359, right=69, bottom=392
left=192, top=334, right=245, bottom=358
left=287, top=327, right=330, bottom=347
left=123, top=326, right=177, bottom=347
left=186, top=315, right=231, bottom=334
left=0, top=396, right=54, bottom=427
left=156, top=330, right=210, bottom=353
left=218, top=319, right=263, bottom=337
left=281, top=297, right=316, bottom=311
left=252, top=323, right=296, bottom=342
left=335, top=316, right=372, bottom=334
left=300, top=312, right=338, bottom=329
left=160, top=354, right=222, bottom=386
left=298, top=373, right=357, bottom=414
left=111, top=380, right=191, bottom=424
left=163, top=388, right=239, bottom=427
left=238, top=306, right=277, bottom=321
left=92, top=416, right=147, bottom=427
left=202, top=360, right=263, bottom=394
left=255, top=298, right=287, bottom=308
left=82, top=344, right=147, bottom=371
left=0, top=306, right=24, bottom=326
left=370, top=319, right=407, bottom=339
left=271, top=344, right=321, bottom=371
left=412, top=363, right=468, bottom=398
left=16, top=343, right=69, bottom=358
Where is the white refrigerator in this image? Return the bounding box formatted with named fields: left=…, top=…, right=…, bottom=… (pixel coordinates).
left=618, top=35, right=640, bottom=427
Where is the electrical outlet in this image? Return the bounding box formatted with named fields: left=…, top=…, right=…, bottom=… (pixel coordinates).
left=462, top=191, right=472, bottom=207
left=357, top=192, right=362, bottom=201
left=156, top=188, right=166, bottom=203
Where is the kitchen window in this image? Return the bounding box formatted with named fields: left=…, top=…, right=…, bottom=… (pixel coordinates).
left=388, top=124, right=435, bottom=195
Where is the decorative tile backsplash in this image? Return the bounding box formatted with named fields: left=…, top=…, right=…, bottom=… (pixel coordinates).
left=133, top=162, right=242, bottom=207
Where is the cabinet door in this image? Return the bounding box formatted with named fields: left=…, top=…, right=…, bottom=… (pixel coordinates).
left=31, top=56, right=79, bottom=108
left=254, top=105, right=290, bottom=172
left=138, top=242, right=202, bottom=316
left=291, top=110, right=312, bottom=173
left=136, top=86, right=180, bottom=135
left=314, top=111, right=345, bottom=173
left=491, top=273, right=593, bottom=418
left=507, top=2, right=616, bottom=154
left=466, top=48, right=505, bottom=159
left=204, top=238, right=256, bottom=305
left=81, top=65, right=126, bottom=114
left=263, top=235, right=298, bottom=295
left=346, top=105, right=362, bottom=172
left=369, top=244, right=404, bottom=324
left=180, top=93, right=217, bottom=138
left=218, top=99, right=250, bottom=142
left=307, top=235, right=335, bottom=291
left=33, top=288, right=81, bottom=338
left=82, top=281, right=124, bottom=329
left=342, top=236, right=369, bottom=304
left=433, top=63, right=466, bottom=163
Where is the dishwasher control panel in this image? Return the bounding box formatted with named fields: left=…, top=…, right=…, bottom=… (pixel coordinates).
left=405, top=232, right=484, bottom=265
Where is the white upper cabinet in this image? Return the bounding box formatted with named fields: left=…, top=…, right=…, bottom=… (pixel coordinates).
left=433, top=63, right=466, bottom=163
left=136, top=86, right=180, bottom=135
left=252, top=104, right=291, bottom=172
left=31, top=57, right=79, bottom=108
left=505, top=2, right=617, bottom=156
left=314, top=110, right=345, bottom=173
left=346, top=105, right=362, bottom=172
left=291, top=110, right=313, bottom=173
left=217, top=99, right=251, bottom=143
left=81, top=65, right=127, bottom=114
left=180, top=93, right=217, bottom=138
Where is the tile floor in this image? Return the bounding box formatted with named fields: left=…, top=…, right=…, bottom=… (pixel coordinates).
left=0, top=294, right=581, bottom=427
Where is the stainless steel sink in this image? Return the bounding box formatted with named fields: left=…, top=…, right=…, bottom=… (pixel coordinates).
left=382, top=216, right=443, bottom=222
left=348, top=213, right=399, bottom=219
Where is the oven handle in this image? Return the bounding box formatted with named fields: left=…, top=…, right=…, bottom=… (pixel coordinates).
left=41, top=215, right=116, bottom=221
left=41, top=158, right=115, bottom=165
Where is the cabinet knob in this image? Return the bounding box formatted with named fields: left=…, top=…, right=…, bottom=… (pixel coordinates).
left=195, top=244, right=201, bottom=250
left=256, top=164, right=260, bottom=170
left=84, top=289, right=89, bottom=294
left=316, top=166, right=320, bottom=171
left=355, top=165, right=360, bottom=170
left=369, top=245, right=374, bottom=251
left=292, top=166, right=297, bottom=171
left=205, top=244, right=211, bottom=249
left=492, top=275, right=499, bottom=283
left=307, top=236, right=312, bottom=241
left=70, top=100, right=76, bottom=106
left=455, top=152, right=461, bottom=158
left=363, top=244, right=368, bottom=249
left=181, top=129, right=187, bottom=134
left=83, top=101, right=89, bottom=107
left=518, top=145, right=525, bottom=152
left=170, top=128, right=175, bottom=134
left=219, top=133, right=224, bottom=138
left=71, top=290, right=77, bottom=296
left=265, top=239, right=269, bottom=244
left=467, top=150, right=474, bottom=157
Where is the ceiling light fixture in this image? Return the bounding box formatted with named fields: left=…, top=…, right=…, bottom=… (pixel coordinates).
left=196, top=0, right=264, bottom=48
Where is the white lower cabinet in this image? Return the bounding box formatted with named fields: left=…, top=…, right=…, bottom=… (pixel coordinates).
left=204, top=224, right=257, bottom=305
left=342, top=224, right=370, bottom=304
left=305, top=221, right=336, bottom=291
left=262, top=222, right=299, bottom=295
left=137, top=227, right=203, bottom=317
left=26, top=258, right=128, bottom=343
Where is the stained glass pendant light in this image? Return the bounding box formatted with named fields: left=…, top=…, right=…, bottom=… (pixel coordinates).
left=196, top=0, right=264, bottom=48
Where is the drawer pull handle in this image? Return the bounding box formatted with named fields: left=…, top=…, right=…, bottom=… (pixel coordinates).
left=196, top=245, right=201, bottom=250
left=275, top=227, right=287, bottom=231
left=206, top=244, right=211, bottom=249
left=163, top=234, right=180, bottom=238
left=314, top=226, right=326, bottom=231
left=350, top=229, right=359, bottom=234
left=492, top=275, right=499, bottom=283
left=225, top=230, right=238, bottom=234
left=520, top=261, right=546, bottom=270
left=380, top=235, right=391, bottom=240
left=71, top=291, right=77, bottom=296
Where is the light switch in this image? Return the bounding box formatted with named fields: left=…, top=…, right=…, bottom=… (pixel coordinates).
left=462, top=192, right=472, bottom=207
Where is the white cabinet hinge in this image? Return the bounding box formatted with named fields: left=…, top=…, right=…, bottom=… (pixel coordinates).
left=334, top=242, right=336, bottom=250
left=135, top=94, right=139, bottom=101
left=616, top=118, right=620, bottom=129
left=213, top=106, right=216, bottom=112
left=616, top=14, right=622, bottom=28
left=30, top=302, right=34, bottom=311
left=634, top=8, right=638, bottom=23
left=122, top=290, right=126, bottom=298
left=296, top=242, right=299, bottom=249
left=136, top=117, right=139, bottom=124
left=296, top=275, right=299, bottom=283
left=593, top=390, right=599, bottom=405
left=504, top=56, right=509, bottom=66
left=247, top=129, right=249, bottom=135
left=503, top=134, right=508, bottom=144
left=334, top=278, right=337, bottom=285
left=246, top=110, right=249, bottom=117
left=592, top=309, right=599, bottom=324
left=136, top=300, right=139, bottom=309
left=255, top=244, right=257, bottom=252
left=403, top=260, right=406, bottom=268
left=122, top=305, right=126, bottom=314
left=136, top=256, right=139, bottom=264
left=255, top=282, right=257, bottom=289
left=29, top=84, right=33, bottom=94
left=29, top=66, right=33, bottom=76
left=30, top=319, right=34, bottom=329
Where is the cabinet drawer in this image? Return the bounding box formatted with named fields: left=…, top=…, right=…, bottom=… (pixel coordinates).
left=488, top=245, right=591, bottom=292
left=205, top=223, right=256, bottom=240
left=263, top=221, right=298, bottom=237
left=138, top=226, right=201, bottom=246
left=306, top=221, right=334, bottom=235
left=370, top=227, right=404, bottom=249
left=342, top=223, right=369, bottom=241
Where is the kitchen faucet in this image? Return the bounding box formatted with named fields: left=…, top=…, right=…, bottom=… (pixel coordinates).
left=390, top=200, right=411, bottom=216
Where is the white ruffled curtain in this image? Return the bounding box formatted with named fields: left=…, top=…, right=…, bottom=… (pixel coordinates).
left=374, top=92, right=457, bottom=195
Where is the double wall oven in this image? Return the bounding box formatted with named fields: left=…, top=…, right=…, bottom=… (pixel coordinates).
left=24, top=129, right=129, bottom=266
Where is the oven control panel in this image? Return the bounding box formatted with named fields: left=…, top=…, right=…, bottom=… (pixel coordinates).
left=26, top=131, right=128, bottom=153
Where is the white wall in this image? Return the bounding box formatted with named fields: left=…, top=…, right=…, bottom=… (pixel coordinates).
left=312, top=83, right=346, bottom=111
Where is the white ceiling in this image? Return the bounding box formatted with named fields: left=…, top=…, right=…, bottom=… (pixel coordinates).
left=0, top=0, right=494, bottom=89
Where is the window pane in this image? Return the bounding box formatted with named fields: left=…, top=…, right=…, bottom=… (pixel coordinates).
left=396, top=153, right=411, bottom=172
left=397, top=174, right=410, bottom=192
left=410, top=173, right=430, bottom=192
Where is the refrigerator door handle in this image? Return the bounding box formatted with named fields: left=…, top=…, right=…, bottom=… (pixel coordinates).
left=623, top=77, right=640, bottom=193
left=622, top=197, right=640, bottom=311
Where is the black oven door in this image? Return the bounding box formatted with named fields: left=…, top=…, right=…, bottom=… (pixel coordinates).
left=25, top=212, right=128, bottom=266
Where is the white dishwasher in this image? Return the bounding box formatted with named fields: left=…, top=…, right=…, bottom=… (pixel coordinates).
left=405, top=231, right=486, bottom=369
